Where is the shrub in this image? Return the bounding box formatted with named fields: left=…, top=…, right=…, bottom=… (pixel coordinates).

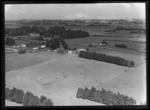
left=115, top=44, right=127, bottom=48
left=18, top=49, right=26, bottom=54
left=102, top=41, right=107, bottom=45
left=88, top=43, right=93, bottom=47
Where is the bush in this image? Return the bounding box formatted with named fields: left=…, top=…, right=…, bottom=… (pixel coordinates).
left=18, top=49, right=26, bottom=54
left=88, top=43, right=93, bottom=47
left=102, top=41, right=107, bottom=45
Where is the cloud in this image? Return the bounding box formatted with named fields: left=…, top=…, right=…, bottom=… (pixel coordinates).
left=65, top=13, right=91, bottom=19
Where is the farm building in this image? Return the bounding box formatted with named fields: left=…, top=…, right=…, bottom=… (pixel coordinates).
left=33, top=47, right=39, bottom=50
left=68, top=51, right=73, bottom=54
left=40, top=45, right=46, bottom=49
left=77, top=48, right=86, bottom=54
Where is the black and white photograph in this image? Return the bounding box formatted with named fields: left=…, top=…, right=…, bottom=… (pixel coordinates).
left=4, top=2, right=147, bottom=106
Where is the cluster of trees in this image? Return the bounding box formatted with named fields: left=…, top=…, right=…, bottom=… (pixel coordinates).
left=79, top=51, right=134, bottom=67
left=46, top=38, right=68, bottom=50
left=76, top=87, right=136, bottom=105
left=5, top=38, right=16, bottom=46
left=5, top=26, right=89, bottom=39
left=5, top=87, right=53, bottom=106
left=115, top=44, right=127, bottom=48
left=61, top=29, right=89, bottom=39
left=5, top=26, right=45, bottom=36
left=26, top=41, right=46, bottom=47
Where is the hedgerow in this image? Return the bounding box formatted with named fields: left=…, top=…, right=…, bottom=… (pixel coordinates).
left=5, top=87, right=53, bottom=106
left=79, top=51, right=134, bottom=67
left=76, top=87, right=136, bottom=105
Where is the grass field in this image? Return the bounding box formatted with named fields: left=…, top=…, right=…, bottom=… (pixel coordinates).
left=5, top=51, right=146, bottom=105
left=65, top=36, right=146, bottom=52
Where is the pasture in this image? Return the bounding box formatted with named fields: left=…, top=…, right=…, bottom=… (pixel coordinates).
left=5, top=51, right=146, bottom=105
left=65, top=36, right=146, bottom=52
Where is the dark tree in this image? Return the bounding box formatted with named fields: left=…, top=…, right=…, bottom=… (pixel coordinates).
left=5, top=38, right=15, bottom=46
left=8, top=87, right=17, bottom=102
left=5, top=87, right=11, bottom=99
left=41, top=99, right=53, bottom=106
left=40, top=95, right=47, bottom=105
left=46, top=38, right=60, bottom=50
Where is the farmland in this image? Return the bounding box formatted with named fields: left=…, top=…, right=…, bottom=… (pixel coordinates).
left=5, top=19, right=146, bottom=106
left=5, top=50, right=146, bottom=105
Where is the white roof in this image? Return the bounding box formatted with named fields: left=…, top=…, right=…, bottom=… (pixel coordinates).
left=77, top=49, right=86, bottom=51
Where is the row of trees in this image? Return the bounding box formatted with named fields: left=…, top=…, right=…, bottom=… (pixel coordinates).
left=79, top=51, right=134, bottom=67
left=5, top=26, right=45, bottom=36
left=5, top=87, right=53, bottom=106
left=115, top=44, right=127, bottom=48
left=26, top=41, right=46, bottom=47
left=76, top=87, right=136, bottom=105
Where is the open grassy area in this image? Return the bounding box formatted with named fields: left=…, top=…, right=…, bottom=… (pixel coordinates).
left=65, top=36, right=146, bottom=52
left=5, top=51, right=146, bottom=105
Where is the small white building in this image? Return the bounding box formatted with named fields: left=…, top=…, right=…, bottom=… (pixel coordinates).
left=33, top=47, right=39, bottom=50
left=68, top=51, right=73, bottom=54
left=77, top=48, right=86, bottom=52
left=40, top=45, right=46, bottom=49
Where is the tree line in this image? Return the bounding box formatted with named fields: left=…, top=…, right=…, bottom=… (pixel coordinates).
left=5, top=87, right=53, bottom=106
left=76, top=87, right=136, bottom=105
left=79, top=51, right=134, bottom=67
left=5, top=26, right=90, bottom=39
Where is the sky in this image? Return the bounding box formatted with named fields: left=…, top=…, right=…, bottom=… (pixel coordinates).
left=5, top=3, right=146, bottom=20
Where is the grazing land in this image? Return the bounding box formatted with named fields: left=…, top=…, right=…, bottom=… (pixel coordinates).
left=5, top=19, right=146, bottom=106
left=5, top=50, right=146, bottom=105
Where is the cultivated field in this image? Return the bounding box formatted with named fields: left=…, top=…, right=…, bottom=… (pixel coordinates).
left=5, top=50, right=146, bottom=105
